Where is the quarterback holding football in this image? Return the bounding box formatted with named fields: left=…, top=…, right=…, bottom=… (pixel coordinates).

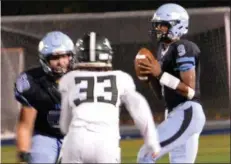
left=135, top=3, right=206, bottom=163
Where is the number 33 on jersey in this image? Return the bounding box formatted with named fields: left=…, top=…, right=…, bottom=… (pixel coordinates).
left=58, top=70, right=135, bottom=108
left=74, top=75, right=118, bottom=106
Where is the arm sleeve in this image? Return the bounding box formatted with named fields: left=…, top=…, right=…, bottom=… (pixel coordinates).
left=59, top=74, right=72, bottom=134
left=120, top=72, right=160, bottom=152
left=59, top=91, right=72, bottom=134
left=122, top=90, right=160, bottom=152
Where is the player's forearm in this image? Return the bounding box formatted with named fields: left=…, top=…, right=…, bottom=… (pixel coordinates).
left=133, top=100, right=160, bottom=151
left=123, top=91, right=160, bottom=152
left=159, top=72, right=195, bottom=99
left=16, top=124, right=32, bottom=152
left=137, top=113, right=160, bottom=150
left=176, top=81, right=194, bottom=98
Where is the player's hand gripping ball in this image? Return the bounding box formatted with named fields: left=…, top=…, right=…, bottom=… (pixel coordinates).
left=134, top=48, right=160, bottom=81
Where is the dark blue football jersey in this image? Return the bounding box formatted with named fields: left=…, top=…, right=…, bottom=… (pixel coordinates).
left=14, top=67, right=64, bottom=138
left=156, top=39, right=201, bottom=110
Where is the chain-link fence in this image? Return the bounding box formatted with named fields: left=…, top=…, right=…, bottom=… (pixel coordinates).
left=1, top=7, right=230, bottom=132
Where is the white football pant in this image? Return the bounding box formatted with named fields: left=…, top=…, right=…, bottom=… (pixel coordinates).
left=62, top=127, right=121, bottom=163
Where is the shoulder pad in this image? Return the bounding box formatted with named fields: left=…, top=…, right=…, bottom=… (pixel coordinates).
left=174, top=40, right=200, bottom=57
left=25, top=66, right=46, bottom=79
left=119, top=71, right=136, bottom=91
left=15, top=73, right=31, bottom=93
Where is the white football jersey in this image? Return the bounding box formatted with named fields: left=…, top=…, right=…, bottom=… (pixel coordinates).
left=59, top=70, right=160, bottom=153
left=59, top=70, right=134, bottom=137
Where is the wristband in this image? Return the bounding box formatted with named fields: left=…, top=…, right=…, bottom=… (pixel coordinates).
left=159, top=72, right=180, bottom=90
left=159, top=72, right=195, bottom=99
left=187, top=87, right=195, bottom=99
left=18, top=151, right=30, bottom=163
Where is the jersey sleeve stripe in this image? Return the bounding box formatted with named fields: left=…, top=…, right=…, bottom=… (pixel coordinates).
left=176, top=57, right=195, bottom=64
left=175, top=64, right=195, bottom=72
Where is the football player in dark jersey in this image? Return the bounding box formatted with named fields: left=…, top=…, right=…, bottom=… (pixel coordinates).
left=14, top=31, right=75, bottom=163
left=136, top=3, right=206, bottom=163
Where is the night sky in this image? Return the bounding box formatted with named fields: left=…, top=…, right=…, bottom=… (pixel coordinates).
left=2, top=0, right=230, bottom=16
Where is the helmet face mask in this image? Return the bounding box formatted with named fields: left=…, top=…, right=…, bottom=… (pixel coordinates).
left=151, top=21, right=173, bottom=43
left=150, top=3, right=189, bottom=43
left=39, top=54, right=73, bottom=78
left=47, top=54, right=73, bottom=74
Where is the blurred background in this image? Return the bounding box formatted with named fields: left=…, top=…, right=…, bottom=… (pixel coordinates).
left=1, top=0, right=230, bottom=163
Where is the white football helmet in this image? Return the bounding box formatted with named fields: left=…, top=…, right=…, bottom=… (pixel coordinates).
left=151, top=3, right=189, bottom=41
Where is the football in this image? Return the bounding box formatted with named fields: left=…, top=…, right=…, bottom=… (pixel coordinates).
left=134, top=48, right=157, bottom=81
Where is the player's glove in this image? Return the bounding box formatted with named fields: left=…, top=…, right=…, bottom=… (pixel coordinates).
left=137, top=146, right=160, bottom=163
left=18, top=151, right=30, bottom=164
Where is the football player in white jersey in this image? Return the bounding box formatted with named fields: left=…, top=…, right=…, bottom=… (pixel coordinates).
left=58, top=32, right=161, bottom=163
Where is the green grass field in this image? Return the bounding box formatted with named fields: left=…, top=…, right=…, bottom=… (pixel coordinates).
left=1, top=134, right=230, bottom=163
